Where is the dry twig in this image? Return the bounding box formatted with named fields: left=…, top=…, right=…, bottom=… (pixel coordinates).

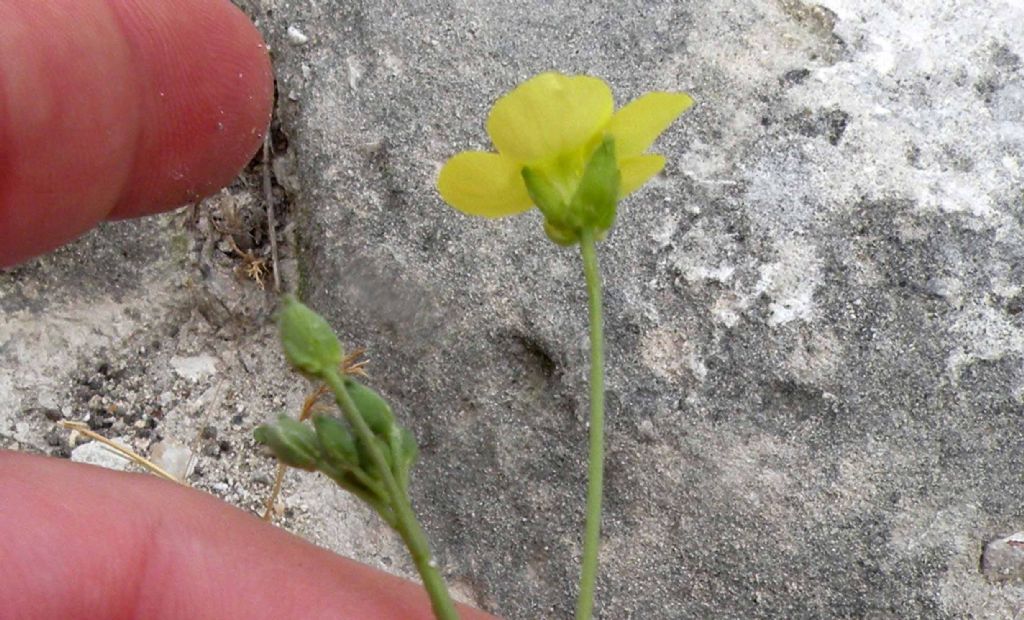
left=263, top=134, right=281, bottom=292
left=58, top=421, right=183, bottom=484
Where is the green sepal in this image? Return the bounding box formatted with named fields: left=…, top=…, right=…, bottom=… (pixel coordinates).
left=253, top=425, right=272, bottom=445
left=570, top=136, right=620, bottom=234
left=543, top=219, right=580, bottom=246
left=396, top=426, right=419, bottom=469
left=522, top=165, right=567, bottom=223
left=391, top=426, right=419, bottom=492
left=254, top=415, right=321, bottom=471
left=343, top=378, right=396, bottom=437
left=313, top=413, right=359, bottom=469
left=277, top=294, right=343, bottom=378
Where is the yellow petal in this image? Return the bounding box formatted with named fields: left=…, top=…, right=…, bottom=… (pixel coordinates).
left=437, top=151, right=533, bottom=217
left=487, top=73, right=614, bottom=163
left=606, top=92, right=693, bottom=158
left=619, top=154, right=666, bottom=197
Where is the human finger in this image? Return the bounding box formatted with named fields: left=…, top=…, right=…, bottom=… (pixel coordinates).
left=0, top=0, right=274, bottom=267
left=0, top=450, right=495, bottom=619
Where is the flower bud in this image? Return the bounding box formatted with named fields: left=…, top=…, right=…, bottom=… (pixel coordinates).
left=395, top=426, right=418, bottom=472
left=277, top=295, right=343, bottom=378
left=357, top=435, right=394, bottom=479
left=391, top=426, right=419, bottom=492
left=343, top=378, right=396, bottom=437
left=254, top=415, right=321, bottom=471
left=313, top=413, right=359, bottom=469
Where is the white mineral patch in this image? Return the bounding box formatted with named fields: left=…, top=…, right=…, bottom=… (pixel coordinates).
left=169, top=354, right=218, bottom=382
left=641, top=326, right=707, bottom=382
left=70, top=441, right=132, bottom=472
left=150, top=440, right=195, bottom=481
left=757, top=239, right=821, bottom=327
left=286, top=25, right=309, bottom=46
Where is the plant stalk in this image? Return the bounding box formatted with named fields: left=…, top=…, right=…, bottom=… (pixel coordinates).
left=322, top=369, right=459, bottom=620
left=575, top=228, right=605, bottom=620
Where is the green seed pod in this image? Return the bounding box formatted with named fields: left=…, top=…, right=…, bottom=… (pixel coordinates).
left=344, top=378, right=395, bottom=437
left=394, top=426, right=419, bottom=478
left=357, top=435, right=394, bottom=479
left=252, top=425, right=272, bottom=445
left=255, top=415, right=321, bottom=471
left=394, top=426, right=418, bottom=469
left=277, top=294, right=343, bottom=378
left=395, top=426, right=419, bottom=492
left=313, top=413, right=359, bottom=469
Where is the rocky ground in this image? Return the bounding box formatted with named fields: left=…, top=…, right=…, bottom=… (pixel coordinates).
left=3, top=0, right=1024, bottom=618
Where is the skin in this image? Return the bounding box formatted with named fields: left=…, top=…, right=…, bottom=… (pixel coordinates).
left=0, top=451, right=492, bottom=619
left=0, top=0, right=274, bottom=266
left=0, top=1, right=496, bottom=617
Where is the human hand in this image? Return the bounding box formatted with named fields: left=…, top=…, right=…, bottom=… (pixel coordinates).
left=0, top=2, right=495, bottom=617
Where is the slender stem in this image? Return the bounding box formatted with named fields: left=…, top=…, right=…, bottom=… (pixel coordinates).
left=262, top=463, right=287, bottom=521
left=321, top=369, right=459, bottom=620
left=575, top=228, right=605, bottom=620
left=262, top=134, right=281, bottom=292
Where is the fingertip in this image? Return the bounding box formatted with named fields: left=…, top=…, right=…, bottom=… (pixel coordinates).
left=0, top=0, right=274, bottom=267
left=106, top=0, right=275, bottom=218
left=0, top=0, right=141, bottom=266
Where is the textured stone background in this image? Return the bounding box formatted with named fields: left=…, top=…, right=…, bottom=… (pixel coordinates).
left=3, top=0, right=1024, bottom=618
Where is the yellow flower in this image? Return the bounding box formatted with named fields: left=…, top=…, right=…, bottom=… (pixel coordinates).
left=437, top=72, right=693, bottom=232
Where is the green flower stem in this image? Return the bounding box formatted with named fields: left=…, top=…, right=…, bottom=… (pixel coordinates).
left=322, top=368, right=459, bottom=620
left=575, top=228, right=605, bottom=620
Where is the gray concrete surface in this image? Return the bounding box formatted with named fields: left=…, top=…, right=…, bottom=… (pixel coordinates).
left=262, top=0, right=1024, bottom=617
left=3, top=0, right=1024, bottom=618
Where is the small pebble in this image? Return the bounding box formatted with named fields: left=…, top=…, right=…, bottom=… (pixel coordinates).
left=71, top=441, right=131, bottom=472
left=39, top=408, right=63, bottom=422
left=150, top=441, right=195, bottom=481
left=86, top=414, right=113, bottom=430
left=170, top=355, right=218, bottom=382
left=638, top=418, right=658, bottom=443
left=87, top=395, right=105, bottom=413
left=287, top=25, right=309, bottom=46
left=982, top=532, right=1024, bottom=582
